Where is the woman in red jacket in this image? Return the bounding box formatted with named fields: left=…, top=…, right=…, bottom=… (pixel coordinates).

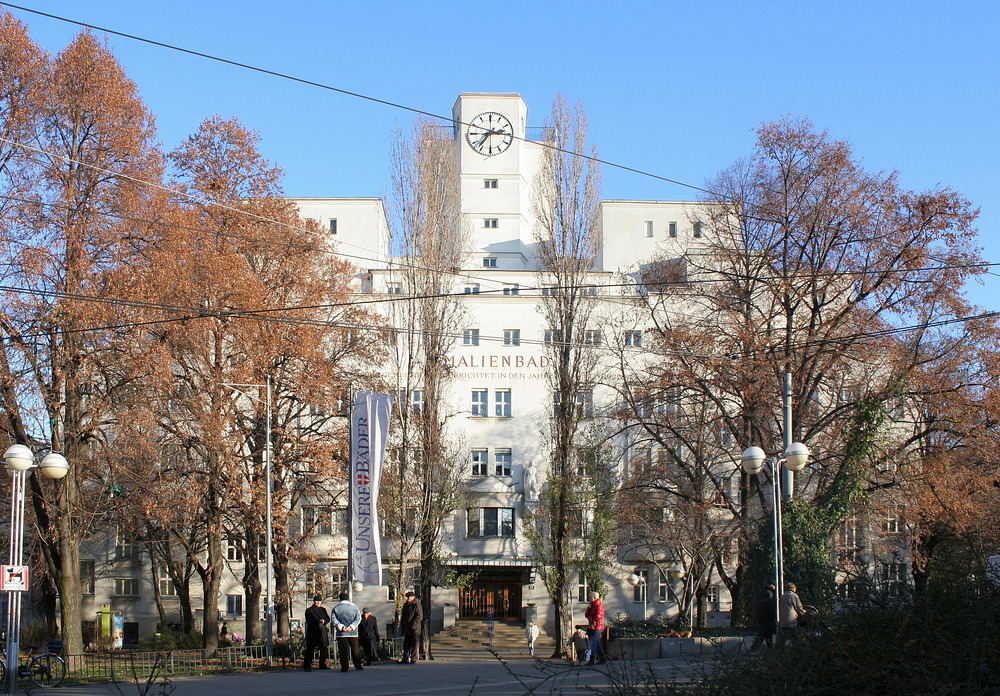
left=584, top=592, right=606, bottom=665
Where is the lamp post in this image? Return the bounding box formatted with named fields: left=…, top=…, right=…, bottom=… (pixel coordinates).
left=740, top=441, right=809, bottom=633
left=3, top=445, right=69, bottom=694
left=221, top=378, right=273, bottom=666
left=626, top=572, right=647, bottom=621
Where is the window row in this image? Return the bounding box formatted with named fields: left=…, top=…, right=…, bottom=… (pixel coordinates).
left=641, top=220, right=702, bottom=239
left=461, top=329, right=642, bottom=347
left=471, top=447, right=512, bottom=476
left=471, top=388, right=512, bottom=417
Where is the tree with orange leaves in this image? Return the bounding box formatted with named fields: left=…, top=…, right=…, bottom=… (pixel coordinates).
left=0, top=22, right=165, bottom=655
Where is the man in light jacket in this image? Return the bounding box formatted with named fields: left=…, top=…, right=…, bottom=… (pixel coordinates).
left=331, top=591, right=365, bottom=672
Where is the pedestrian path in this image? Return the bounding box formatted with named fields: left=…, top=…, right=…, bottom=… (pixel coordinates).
left=52, top=653, right=716, bottom=696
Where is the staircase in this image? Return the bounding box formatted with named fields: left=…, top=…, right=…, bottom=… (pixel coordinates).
left=429, top=620, right=550, bottom=661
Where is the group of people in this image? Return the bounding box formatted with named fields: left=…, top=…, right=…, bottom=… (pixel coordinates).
left=566, top=592, right=607, bottom=665
left=302, top=589, right=423, bottom=671
left=303, top=593, right=382, bottom=672
left=752, top=581, right=807, bottom=649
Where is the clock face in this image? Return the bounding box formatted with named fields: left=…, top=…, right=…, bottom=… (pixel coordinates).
left=465, top=111, right=514, bottom=156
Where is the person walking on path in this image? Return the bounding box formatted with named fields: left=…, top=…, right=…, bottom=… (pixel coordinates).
left=524, top=620, right=539, bottom=657
left=359, top=607, right=381, bottom=665
left=777, top=582, right=806, bottom=647
left=303, top=594, right=331, bottom=671
left=331, top=591, right=366, bottom=672
left=751, top=582, right=777, bottom=649
left=584, top=592, right=606, bottom=665
left=400, top=591, right=423, bottom=664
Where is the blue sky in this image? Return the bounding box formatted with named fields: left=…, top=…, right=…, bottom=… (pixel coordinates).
left=8, top=0, right=998, bottom=311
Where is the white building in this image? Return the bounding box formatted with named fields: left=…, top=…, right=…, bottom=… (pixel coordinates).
left=76, top=92, right=733, bottom=644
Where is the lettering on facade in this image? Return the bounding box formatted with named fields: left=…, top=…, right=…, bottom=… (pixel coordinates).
left=443, top=354, right=551, bottom=378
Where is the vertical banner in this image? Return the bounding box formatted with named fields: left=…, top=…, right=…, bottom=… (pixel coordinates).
left=351, top=392, right=393, bottom=586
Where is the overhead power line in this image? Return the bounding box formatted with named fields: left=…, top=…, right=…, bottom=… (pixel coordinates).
left=1, top=2, right=714, bottom=197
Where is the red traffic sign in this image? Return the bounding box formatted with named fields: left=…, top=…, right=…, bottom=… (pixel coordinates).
left=0, top=565, right=29, bottom=592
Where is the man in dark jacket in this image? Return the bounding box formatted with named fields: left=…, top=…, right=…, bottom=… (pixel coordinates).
left=400, top=591, right=423, bottom=664
left=752, top=583, right=777, bottom=649
left=303, top=594, right=330, bottom=671
left=359, top=607, right=380, bottom=664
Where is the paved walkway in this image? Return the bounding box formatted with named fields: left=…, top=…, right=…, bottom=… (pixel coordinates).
left=50, top=654, right=715, bottom=696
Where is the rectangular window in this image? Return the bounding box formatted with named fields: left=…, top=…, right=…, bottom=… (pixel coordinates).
left=471, top=389, right=488, bottom=416
left=633, top=569, right=649, bottom=602
left=158, top=567, right=176, bottom=597
left=693, top=221, right=703, bottom=238
left=115, top=533, right=139, bottom=561
left=410, top=390, right=424, bottom=415
left=541, top=286, right=558, bottom=296
left=464, top=284, right=480, bottom=295
left=644, top=221, right=654, bottom=238
left=668, top=221, right=677, bottom=238
left=657, top=571, right=668, bottom=602
left=625, top=330, right=642, bottom=347
left=226, top=594, right=243, bottom=618
left=495, top=389, right=511, bottom=417
left=503, top=329, right=520, bottom=346
left=706, top=585, right=720, bottom=604
left=544, top=329, right=562, bottom=344
left=577, top=572, right=589, bottom=603
left=329, top=219, right=337, bottom=235
left=583, top=329, right=602, bottom=345
left=114, top=578, right=139, bottom=597
left=885, top=506, right=902, bottom=535
left=81, top=560, right=95, bottom=595
left=332, top=507, right=348, bottom=536
left=483, top=258, right=497, bottom=268
left=484, top=219, right=499, bottom=228
left=468, top=508, right=515, bottom=537
left=226, top=538, right=244, bottom=562
left=484, top=179, right=498, bottom=189
left=471, top=449, right=489, bottom=476
left=495, top=448, right=512, bottom=476
left=882, top=563, right=907, bottom=597
left=387, top=282, right=402, bottom=294
left=463, top=329, right=480, bottom=346
left=502, top=284, right=519, bottom=296
left=302, top=506, right=333, bottom=536
left=575, top=391, right=594, bottom=418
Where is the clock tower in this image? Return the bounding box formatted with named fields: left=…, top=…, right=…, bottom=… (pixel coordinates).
left=452, top=93, right=544, bottom=270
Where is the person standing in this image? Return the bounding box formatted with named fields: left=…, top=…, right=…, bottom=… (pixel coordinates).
left=524, top=620, right=540, bottom=657
left=331, top=591, right=365, bottom=671
left=400, top=591, right=423, bottom=664
left=751, top=582, right=777, bottom=649
left=777, top=582, right=806, bottom=647
left=584, top=592, right=606, bottom=665
left=359, top=607, right=380, bottom=665
left=303, top=594, right=330, bottom=671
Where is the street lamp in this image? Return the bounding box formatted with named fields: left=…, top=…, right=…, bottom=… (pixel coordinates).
left=626, top=572, right=647, bottom=621
left=740, top=441, right=810, bottom=633
left=3, top=445, right=70, bottom=694
left=221, top=378, right=274, bottom=667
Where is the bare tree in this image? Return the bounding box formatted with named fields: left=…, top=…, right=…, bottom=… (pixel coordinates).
left=383, top=116, right=468, bottom=654
left=527, top=94, right=604, bottom=657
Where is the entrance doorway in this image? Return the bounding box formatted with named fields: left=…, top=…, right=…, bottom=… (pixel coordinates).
left=459, top=580, right=522, bottom=620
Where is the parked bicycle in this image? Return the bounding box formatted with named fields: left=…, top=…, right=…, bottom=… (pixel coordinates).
left=0, top=639, right=67, bottom=688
